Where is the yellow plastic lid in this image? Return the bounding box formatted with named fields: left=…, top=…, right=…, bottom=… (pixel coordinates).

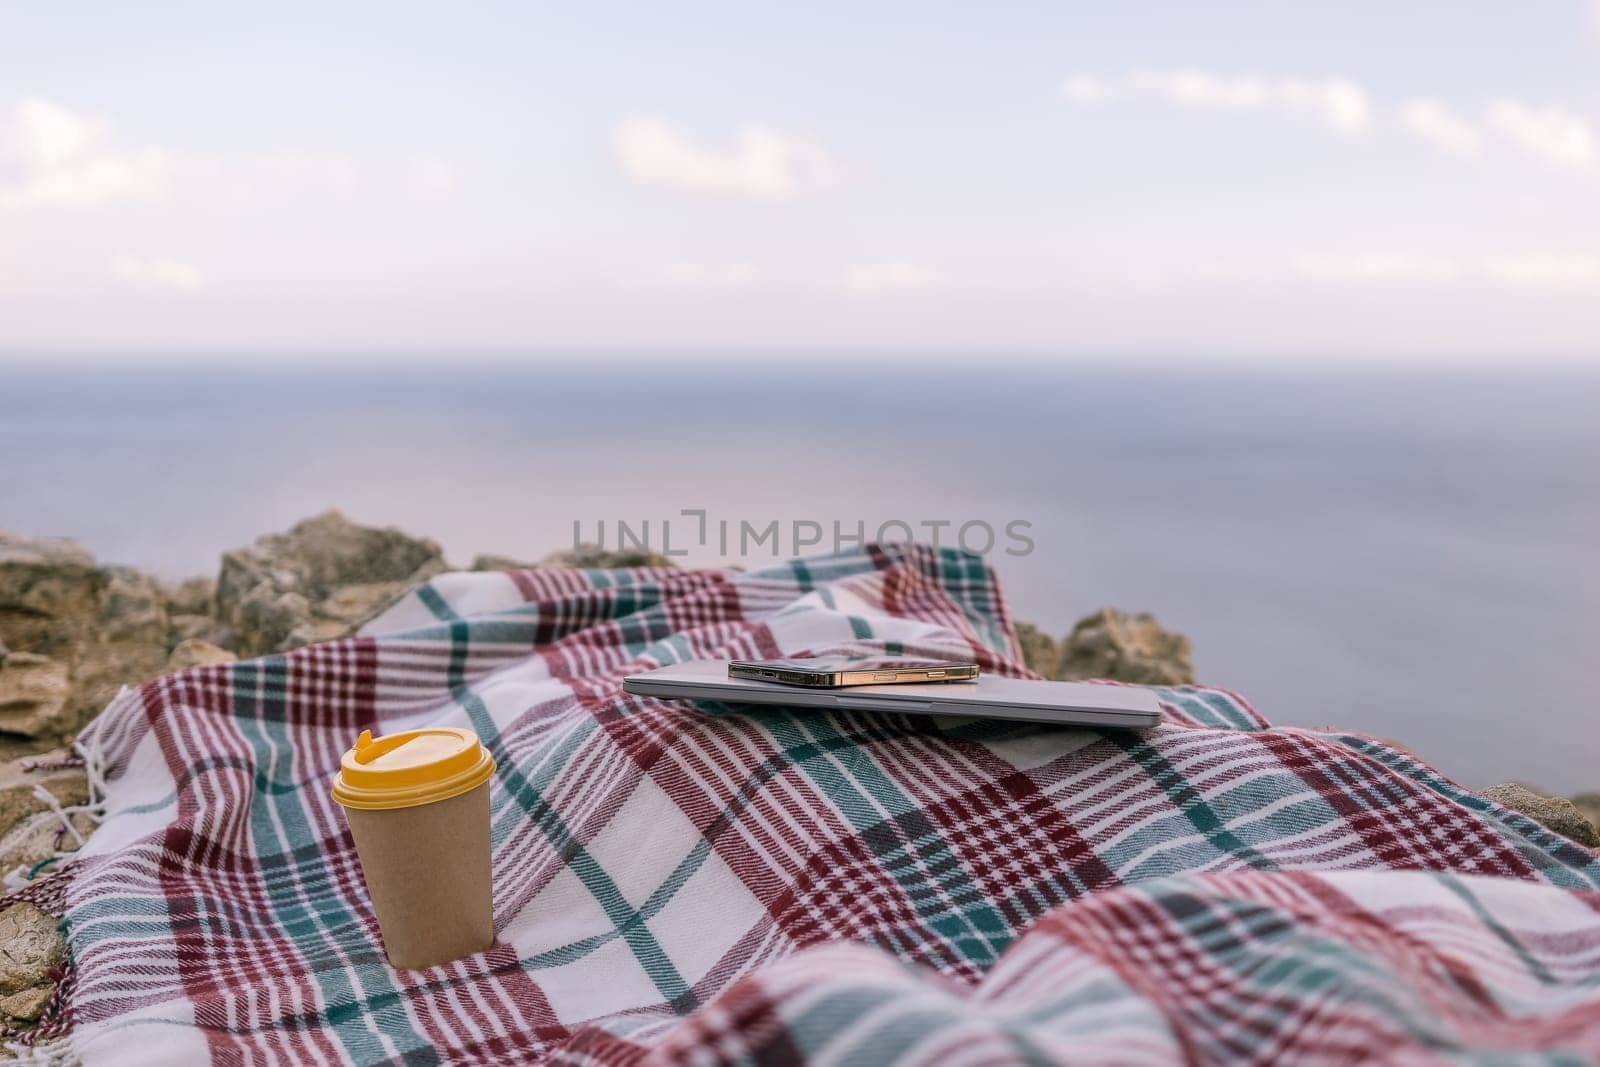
left=330, top=727, right=496, bottom=811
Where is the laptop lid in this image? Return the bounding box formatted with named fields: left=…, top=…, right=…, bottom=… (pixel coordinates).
left=622, top=659, right=1161, bottom=729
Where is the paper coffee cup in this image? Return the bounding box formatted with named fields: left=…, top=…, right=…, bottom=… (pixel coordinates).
left=331, top=727, right=497, bottom=969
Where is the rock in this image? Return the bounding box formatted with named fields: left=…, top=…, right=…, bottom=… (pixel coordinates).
left=167, top=612, right=228, bottom=647
left=470, top=553, right=539, bottom=572
left=70, top=639, right=171, bottom=732
left=229, top=586, right=311, bottom=656
left=0, top=902, right=64, bottom=996
left=1056, top=609, right=1194, bottom=686
left=0, top=531, right=102, bottom=660
left=216, top=511, right=447, bottom=657
left=1482, top=783, right=1600, bottom=848
left=165, top=639, right=236, bottom=672
left=0, top=750, right=89, bottom=840
left=316, top=582, right=410, bottom=625
left=286, top=618, right=357, bottom=649
left=538, top=543, right=674, bottom=569
left=69, top=564, right=174, bottom=726
left=162, top=576, right=215, bottom=618
left=1013, top=621, right=1059, bottom=677
left=0, top=534, right=182, bottom=737
left=96, top=566, right=167, bottom=646
left=0, top=983, right=53, bottom=1023
left=476, top=546, right=675, bottom=569
left=0, top=653, right=72, bottom=738
left=1571, top=793, right=1600, bottom=834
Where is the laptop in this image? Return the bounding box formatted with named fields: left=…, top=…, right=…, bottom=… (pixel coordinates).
left=622, top=659, right=1161, bottom=729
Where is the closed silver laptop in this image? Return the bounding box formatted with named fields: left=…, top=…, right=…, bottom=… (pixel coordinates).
left=623, top=659, right=1161, bottom=729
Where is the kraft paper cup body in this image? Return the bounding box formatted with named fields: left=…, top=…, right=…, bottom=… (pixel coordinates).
left=331, top=728, right=496, bottom=970
left=341, top=781, right=493, bottom=969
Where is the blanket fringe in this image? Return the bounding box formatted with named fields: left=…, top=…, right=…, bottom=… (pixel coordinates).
left=0, top=1040, right=79, bottom=1066
left=0, top=877, right=79, bottom=1060
left=1, top=689, right=120, bottom=894
left=0, top=688, right=127, bottom=1062
left=0, top=867, right=81, bottom=1059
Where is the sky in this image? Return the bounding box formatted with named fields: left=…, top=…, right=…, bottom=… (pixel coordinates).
left=1, top=1, right=1599, bottom=363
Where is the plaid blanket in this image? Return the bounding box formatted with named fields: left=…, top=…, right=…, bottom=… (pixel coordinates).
left=23, top=544, right=1600, bottom=1064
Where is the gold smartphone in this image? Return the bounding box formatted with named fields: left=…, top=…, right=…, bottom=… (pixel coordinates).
left=727, top=656, right=980, bottom=688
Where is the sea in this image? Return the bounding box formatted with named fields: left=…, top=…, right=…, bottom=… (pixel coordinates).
left=3, top=360, right=1597, bottom=792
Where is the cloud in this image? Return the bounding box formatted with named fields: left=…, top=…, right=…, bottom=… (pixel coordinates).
left=667, top=262, right=756, bottom=289
left=252, top=151, right=360, bottom=191
left=1, top=95, right=453, bottom=212
left=1284, top=251, right=1599, bottom=289
left=407, top=156, right=458, bottom=197
left=1481, top=254, right=1600, bottom=286
left=1400, top=99, right=1483, bottom=158
left=1485, top=100, right=1597, bottom=172
left=9, top=96, right=102, bottom=165
left=1293, top=252, right=1461, bottom=284
left=0, top=97, right=177, bottom=208
left=614, top=117, right=837, bottom=201
left=222, top=151, right=365, bottom=204
left=112, top=255, right=205, bottom=292
left=1064, top=69, right=1370, bottom=133
left=1398, top=96, right=1597, bottom=172
left=843, top=262, right=943, bottom=295
left=1068, top=75, right=1599, bottom=173
left=1133, top=70, right=1275, bottom=111
left=1060, top=74, right=1114, bottom=103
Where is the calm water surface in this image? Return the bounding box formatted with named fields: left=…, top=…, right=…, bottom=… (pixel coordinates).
left=3, top=361, right=1596, bottom=791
